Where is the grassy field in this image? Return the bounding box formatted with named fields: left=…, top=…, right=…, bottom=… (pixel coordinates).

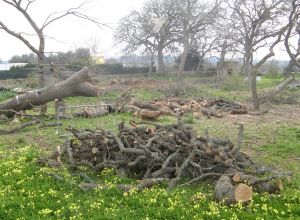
left=0, top=74, right=299, bottom=219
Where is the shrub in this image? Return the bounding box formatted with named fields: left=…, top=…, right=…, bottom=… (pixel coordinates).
left=0, top=64, right=36, bottom=80
left=94, top=63, right=155, bottom=75
left=222, top=73, right=247, bottom=91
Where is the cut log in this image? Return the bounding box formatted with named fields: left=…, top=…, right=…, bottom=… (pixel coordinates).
left=215, top=176, right=236, bottom=204
left=133, top=100, right=161, bottom=111
left=232, top=173, right=256, bottom=184
left=215, top=176, right=253, bottom=204
left=134, top=110, right=161, bottom=120
left=231, top=109, right=248, bottom=115
left=234, top=183, right=253, bottom=203
left=232, top=173, right=242, bottom=183
left=133, top=100, right=173, bottom=115
left=0, top=67, right=99, bottom=116
left=232, top=173, right=283, bottom=194
left=254, top=180, right=283, bottom=194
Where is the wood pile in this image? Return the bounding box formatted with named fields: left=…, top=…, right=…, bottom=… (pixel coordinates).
left=118, top=97, right=248, bottom=120
left=46, top=121, right=290, bottom=204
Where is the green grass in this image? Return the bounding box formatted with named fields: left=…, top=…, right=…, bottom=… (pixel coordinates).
left=133, top=89, right=164, bottom=100
left=0, top=90, right=16, bottom=102
left=0, top=145, right=299, bottom=219
left=260, top=127, right=300, bottom=159
left=257, top=77, right=284, bottom=90
left=0, top=75, right=299, bottom=219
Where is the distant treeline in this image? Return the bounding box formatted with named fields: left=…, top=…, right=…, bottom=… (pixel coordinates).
left=0, top=64, right=36, bottom=80
left=0, top=63, right=154, bottom=80
left=94, top=63, right=155, bottom=75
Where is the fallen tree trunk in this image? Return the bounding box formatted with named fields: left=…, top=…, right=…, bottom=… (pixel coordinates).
left=271, top=75, right=295, bottom=96
left=214, top=175, right=253, bottom=204
left=261, top=75, right=295, bottom=101
left=0, top=67, right=99, bottom=115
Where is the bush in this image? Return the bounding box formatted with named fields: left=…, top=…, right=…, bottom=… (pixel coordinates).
left=222, top=73, right=247, bottom=91
left=0, top=64, right=36, bottom=80
left=123, top=66, right=156, bottom=74
left=94, top=63, right=155, bottom=75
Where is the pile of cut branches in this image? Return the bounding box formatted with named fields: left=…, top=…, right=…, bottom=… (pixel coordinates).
left=117, top=97, right=248, bottom=120
left=46, top=122, right=291, bottom=204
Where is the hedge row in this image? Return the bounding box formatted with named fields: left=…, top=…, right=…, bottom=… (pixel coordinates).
left=0, top=63, right=154, bottom=80
left=94, top=63, right=155, bottom=75
left=0, top=64, right=36, bottom=80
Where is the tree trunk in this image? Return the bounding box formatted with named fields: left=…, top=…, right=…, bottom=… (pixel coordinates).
left=196, top=55, right=204, bottom=72
left=284, top=60, right=294, bottom=79
left=177, top=48, right=188, bottom=77
left=0, top=67, right=98, bottom=115
left=251, top=71, right=259, bottom=110
left=38, top=34, right=46, bottom=88
left=37, top=35, right=47, bottom=114
left=177, top=36, right=190, bottom=77
left=244, top=54, right=252, bottom=79
left=38, top=54, right=45, bottom=89
left=217, top=41, right=227, bottom=78
left=157, top=46, right=165, bottom=74
left=148, top=53, right=155, bottom=78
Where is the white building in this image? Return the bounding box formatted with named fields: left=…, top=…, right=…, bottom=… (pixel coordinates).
left=0, top=63, right=27, bottom=71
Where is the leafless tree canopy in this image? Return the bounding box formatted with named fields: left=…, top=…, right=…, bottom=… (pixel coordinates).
left=114, top=0, right=299, bottom=109
left=1, top=0, right=299, bottom=110
left=0, top=0, right=103, bottom=88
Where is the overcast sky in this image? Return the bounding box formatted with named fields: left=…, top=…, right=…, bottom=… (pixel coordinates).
left=0, top=0, right=293, bottom=62
left=0, top=0, right=146, bottom=61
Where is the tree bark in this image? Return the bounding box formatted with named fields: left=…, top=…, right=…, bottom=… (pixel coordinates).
left=217, top=41, right=227, bottom=78
left=177, top=35, right=190, bottom=77
left=177, top=49, right=188, bottom=77
left=148, top=52, right=155, bottom=77
left=0, top=67, right=98, bottom=115
left=38, top=33, right=46, bottom=88
left=251, top=71, right=259, bottom=110
left=157, top=46, right=165, bottom=74
left=244, top=53, right=252, bottom=79
left=196, top=55, right=204, bottom=72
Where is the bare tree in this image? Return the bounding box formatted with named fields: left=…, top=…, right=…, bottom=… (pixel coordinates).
left=0, top=0, right=102, bottom=88
left=214, top=19, right=241, bottom=77
left=176, top=0, right=220, bottom=77
left=284, top=0, right=300, bottom=71
left=115, top=10, right=157, bottom=76
left=115, top=0, right=180, bottom=74
left=223, top=0, right=289, bottom=110
left=192, top=26, right=219, bottom=72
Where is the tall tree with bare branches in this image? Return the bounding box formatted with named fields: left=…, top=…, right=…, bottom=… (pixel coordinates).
left=0, top=0, right=102, bottom=88
left=176, top=0, right=220, bottom=77
left=115, top=0, right=180, bottom=74
left=284, top=0, right=300, bottom=71
left=115, top=10, right=157, bottom=76
left=223, top=0, right=289, bottom=110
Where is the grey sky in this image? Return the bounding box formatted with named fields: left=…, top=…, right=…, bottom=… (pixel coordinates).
left=0, top=0, right=145, bottom=60
left=0, top=0, right=294, bottom=61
